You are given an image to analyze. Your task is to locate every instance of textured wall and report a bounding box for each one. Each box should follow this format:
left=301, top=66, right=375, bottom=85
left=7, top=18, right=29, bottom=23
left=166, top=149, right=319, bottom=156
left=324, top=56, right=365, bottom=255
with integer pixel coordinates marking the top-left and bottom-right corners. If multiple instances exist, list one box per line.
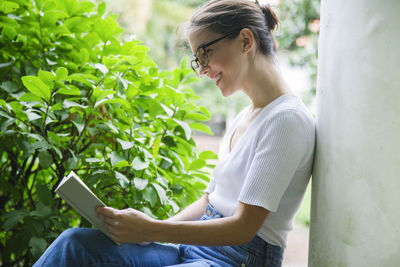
left=309, top=0, right=400, bottom=266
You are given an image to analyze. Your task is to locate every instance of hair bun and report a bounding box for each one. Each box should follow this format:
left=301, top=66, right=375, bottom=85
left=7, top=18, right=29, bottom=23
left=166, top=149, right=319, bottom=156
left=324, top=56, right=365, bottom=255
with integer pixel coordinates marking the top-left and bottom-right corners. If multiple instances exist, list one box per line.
left=259, top=4, right=279, bottom=32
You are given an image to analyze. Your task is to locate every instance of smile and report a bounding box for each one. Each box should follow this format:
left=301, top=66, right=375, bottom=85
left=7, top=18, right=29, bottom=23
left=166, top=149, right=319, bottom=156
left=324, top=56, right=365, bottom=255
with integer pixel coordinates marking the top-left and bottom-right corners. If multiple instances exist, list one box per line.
left=212, top=73, right=222, bottom=84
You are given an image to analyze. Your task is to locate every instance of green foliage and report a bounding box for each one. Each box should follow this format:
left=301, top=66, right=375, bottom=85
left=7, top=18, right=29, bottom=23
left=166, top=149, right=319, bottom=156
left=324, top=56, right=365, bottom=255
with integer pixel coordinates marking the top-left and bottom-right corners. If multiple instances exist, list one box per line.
left=0, top=0, right=215, bottom=265
left=276, top=0, right=320, bottom=99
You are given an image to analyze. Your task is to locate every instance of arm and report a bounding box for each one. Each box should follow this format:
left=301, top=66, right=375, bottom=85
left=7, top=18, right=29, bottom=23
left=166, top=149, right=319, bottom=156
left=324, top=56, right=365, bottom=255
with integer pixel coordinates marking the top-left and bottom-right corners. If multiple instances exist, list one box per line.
left=96, top=201, right=270, bottom=246
left=165, top=193, right=210, bottom=222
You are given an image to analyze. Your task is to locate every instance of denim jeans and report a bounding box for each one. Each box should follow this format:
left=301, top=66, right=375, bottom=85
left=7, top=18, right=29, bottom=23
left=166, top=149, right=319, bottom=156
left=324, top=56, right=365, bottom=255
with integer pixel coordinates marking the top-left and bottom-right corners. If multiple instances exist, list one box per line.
left=34, top=204, right=283, bottom=266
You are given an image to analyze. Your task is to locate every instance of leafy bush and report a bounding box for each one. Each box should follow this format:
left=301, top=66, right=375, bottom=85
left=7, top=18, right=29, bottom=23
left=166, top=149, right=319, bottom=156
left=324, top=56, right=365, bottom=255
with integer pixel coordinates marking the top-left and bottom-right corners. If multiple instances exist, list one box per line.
left=0, top=0, right=215, bottom=265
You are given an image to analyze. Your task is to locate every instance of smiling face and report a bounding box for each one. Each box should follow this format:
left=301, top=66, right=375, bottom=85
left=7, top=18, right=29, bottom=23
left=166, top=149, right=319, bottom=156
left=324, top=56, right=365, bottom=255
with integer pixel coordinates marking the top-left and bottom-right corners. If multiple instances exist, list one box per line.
left=189, top=29, right=248, bottom=97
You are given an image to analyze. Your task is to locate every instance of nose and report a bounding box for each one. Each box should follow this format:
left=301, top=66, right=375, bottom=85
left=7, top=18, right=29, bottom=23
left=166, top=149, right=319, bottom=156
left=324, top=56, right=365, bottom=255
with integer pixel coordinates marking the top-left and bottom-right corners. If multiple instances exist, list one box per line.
left=199, top=65, right=209, bottom=76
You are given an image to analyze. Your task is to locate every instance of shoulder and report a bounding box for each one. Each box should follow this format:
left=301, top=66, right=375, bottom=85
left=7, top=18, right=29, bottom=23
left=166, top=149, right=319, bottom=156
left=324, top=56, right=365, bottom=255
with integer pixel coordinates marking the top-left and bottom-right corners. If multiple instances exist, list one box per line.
left=253, top=95, right=315, bottom=150
left=264, top=95, right=315, bottom=132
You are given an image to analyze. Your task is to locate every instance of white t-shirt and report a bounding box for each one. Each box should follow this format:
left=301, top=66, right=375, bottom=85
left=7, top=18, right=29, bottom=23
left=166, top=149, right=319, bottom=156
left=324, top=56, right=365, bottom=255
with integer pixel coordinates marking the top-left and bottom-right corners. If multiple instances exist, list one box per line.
left=206, top=94, right=315, bottom=248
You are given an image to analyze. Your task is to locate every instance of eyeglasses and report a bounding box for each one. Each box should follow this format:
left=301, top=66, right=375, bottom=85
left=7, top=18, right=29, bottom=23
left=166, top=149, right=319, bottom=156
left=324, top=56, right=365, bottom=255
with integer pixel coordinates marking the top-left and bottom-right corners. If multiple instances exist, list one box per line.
left=191, top=31, right=236, bottom=75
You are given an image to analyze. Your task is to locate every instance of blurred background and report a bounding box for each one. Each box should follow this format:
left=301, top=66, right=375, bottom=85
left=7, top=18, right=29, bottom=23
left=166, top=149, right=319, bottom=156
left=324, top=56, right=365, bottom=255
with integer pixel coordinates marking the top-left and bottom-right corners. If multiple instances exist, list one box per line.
left=104, top=0, right=320, bottom=265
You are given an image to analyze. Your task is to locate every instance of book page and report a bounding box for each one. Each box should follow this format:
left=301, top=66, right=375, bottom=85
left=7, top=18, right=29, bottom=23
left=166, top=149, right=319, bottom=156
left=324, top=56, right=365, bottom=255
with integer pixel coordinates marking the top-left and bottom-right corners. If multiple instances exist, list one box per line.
left=55, top=171, right=118, bottom=244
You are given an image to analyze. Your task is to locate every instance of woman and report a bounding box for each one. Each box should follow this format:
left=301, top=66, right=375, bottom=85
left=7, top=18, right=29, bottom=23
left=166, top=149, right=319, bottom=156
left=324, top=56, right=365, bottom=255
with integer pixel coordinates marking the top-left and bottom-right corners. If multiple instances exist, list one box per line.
left=34, top=0, right=315, bottom=266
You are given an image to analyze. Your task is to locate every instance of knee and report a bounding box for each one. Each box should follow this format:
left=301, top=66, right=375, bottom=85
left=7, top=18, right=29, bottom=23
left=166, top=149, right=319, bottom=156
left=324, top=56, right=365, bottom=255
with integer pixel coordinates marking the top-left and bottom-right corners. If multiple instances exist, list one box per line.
left=58, top=228, right=90, bottom=245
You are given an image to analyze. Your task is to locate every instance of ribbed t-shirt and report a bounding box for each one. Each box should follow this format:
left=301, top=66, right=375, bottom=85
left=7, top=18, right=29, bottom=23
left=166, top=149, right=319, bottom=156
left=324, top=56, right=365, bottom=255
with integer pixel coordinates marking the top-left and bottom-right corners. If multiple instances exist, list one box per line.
left=206, top=94, right=315, bottom=248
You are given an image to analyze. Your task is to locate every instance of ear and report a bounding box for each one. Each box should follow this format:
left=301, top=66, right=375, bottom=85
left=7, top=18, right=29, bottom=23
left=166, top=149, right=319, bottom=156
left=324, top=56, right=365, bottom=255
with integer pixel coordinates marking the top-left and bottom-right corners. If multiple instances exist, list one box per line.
left=239, top=28, right=255, bottom=54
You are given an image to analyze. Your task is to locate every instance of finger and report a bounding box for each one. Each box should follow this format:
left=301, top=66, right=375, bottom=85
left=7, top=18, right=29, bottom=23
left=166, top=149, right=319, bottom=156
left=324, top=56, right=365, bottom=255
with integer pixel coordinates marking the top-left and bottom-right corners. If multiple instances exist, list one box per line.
left=95, top=205, right=106, bottom=217
left=102, top=216, right=119, bottom=228
left=96, top=212, right=113, bottom=224
left=97, top=206, right=119, bottom=218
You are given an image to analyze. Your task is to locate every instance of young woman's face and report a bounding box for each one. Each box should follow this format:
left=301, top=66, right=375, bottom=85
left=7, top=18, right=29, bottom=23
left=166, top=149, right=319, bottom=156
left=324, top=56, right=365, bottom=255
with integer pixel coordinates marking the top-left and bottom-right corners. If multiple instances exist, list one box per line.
left=189, top=29, right=245, bottom=97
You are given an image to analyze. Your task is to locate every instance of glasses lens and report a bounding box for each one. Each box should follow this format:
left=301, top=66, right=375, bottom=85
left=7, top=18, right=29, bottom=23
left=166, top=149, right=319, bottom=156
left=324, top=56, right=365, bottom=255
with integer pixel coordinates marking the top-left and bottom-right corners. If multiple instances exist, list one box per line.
left=191, top=59, right=199, bottom=70
left=196, top=48, right=208, bottom=67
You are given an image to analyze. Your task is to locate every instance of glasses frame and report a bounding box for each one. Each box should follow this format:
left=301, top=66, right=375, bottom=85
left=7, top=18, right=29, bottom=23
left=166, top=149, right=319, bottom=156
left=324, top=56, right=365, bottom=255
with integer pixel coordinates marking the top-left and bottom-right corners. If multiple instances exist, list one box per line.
left=191, top=31, right=238, bottom=75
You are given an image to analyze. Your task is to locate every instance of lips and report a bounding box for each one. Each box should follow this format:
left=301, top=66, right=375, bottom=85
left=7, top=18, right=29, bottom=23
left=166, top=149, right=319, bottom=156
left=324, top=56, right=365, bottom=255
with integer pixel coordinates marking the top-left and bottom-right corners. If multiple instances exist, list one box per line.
left=211, top=72, right=222, bottom=85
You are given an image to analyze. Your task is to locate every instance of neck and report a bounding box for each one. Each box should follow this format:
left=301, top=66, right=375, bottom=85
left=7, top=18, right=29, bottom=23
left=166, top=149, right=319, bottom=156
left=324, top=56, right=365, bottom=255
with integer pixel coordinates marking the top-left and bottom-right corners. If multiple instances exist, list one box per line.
left=241, top=55, right=292, bottom=109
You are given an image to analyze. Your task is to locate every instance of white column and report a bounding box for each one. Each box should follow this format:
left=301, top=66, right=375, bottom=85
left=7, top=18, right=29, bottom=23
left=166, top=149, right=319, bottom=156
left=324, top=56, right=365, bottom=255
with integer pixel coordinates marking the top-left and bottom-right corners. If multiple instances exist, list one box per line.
left=309, top=0, right=400, bottom=266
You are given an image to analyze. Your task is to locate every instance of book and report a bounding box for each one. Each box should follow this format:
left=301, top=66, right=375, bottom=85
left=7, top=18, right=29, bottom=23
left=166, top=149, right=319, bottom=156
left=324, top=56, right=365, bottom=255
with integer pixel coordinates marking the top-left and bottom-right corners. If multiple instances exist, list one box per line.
left=54, top=171, right=118, bottom=244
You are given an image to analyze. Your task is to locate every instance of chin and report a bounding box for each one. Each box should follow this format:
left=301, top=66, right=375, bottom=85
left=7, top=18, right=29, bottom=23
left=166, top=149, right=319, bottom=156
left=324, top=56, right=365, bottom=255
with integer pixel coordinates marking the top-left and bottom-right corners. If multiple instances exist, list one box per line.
left=218, top=86, right=237, bottom=97
left=219, top=88, right=232, bottom=97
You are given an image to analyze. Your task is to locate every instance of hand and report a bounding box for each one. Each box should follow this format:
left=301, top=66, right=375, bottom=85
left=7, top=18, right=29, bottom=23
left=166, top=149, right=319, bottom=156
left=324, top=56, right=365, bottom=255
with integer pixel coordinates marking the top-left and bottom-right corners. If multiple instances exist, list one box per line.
left=95, top=206, right=154, bottom=244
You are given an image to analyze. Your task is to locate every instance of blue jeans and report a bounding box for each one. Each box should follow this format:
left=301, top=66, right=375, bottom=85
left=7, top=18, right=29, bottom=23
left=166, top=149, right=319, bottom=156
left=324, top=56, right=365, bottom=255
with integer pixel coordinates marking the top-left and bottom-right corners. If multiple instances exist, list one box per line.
left=34, top=204, right=283, bottom=266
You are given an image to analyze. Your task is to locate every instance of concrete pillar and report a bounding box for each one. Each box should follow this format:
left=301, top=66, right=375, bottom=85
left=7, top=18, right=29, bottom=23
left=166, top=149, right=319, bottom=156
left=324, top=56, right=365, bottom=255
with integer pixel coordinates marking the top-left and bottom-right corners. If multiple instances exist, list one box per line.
left=309, top=0, right=400, bottom=266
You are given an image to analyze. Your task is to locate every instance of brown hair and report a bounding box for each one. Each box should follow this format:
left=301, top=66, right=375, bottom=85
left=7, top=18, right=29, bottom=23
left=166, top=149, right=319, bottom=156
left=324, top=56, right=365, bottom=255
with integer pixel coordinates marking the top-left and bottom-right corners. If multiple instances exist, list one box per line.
left=189, top=0, right=279, bottom=56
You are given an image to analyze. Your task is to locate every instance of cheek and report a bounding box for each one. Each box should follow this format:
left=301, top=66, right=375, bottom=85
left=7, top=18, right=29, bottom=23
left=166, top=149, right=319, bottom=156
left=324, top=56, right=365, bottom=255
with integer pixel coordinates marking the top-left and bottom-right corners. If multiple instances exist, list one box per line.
left=212, top=50, right=240, bottom=73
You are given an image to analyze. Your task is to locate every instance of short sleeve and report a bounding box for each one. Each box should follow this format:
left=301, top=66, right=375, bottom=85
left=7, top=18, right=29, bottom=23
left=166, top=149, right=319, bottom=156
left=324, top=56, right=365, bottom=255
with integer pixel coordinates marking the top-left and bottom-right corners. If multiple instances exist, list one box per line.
left=238, top=111, right=307, bottom=212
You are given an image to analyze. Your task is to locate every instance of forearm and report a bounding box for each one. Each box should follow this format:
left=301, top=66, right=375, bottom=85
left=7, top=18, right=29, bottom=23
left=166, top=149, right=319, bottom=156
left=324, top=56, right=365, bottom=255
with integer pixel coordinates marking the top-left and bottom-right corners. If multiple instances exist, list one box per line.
left=150, top=214, right=252, bottom=246
left=166, top=193, right=209, bottom=222
left=96, top=201, right=269, bottom=245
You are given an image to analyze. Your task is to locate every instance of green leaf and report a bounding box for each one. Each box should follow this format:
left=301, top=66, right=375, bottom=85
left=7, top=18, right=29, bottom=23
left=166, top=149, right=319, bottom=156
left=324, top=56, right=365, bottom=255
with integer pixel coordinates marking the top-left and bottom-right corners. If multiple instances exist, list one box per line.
left=0, top=62, right=12, bottom=68
left=0, top=1, right=19, bottom=13
left=152, top=183, right=167, bottom=204
left=160, top=103, right=174, bottom=117
left=67, top=73, right=94, bottom=87
left=152, top=136, right=162, bottom=157
left=126, top=85, right=139, bottom=100
left=0, top=81, right=18, bottom=93
left=2, top=210, right=28, bottom=231
left=86, top=158, right=102, bottom=163
left=36, top=184, right=52, bottom=205
left=93, top=87, right=114, bottom=101
left=114, top=161, right=130, bottom=168
left=55, top=85, right=81, bottom=96
left=64, top=151, right=78, bottom=170
left=115, top=171, right=129, bottom=189
left=2, top=25, right=17, bottom=39
left=143, top=186, right=158, bottom=207
left=95, top=98, right=131, bottom=110
left=72, top=119, right=85, bottom=134
left=184, top=112, right=210, bottom=122
left=173, top=119, right=191, bottom=140
left=29, top=237, right=47, bottom=258
left=189, top=122, right=213, bottom=136
left=47, top=131, right=61, bottom=146
left=167, top=199, right=180, bottom=213
left=0, top=99, right=6, bottom=107
left=63, top=100, right=87, bottom=109
left=93, top=17, right=123, bottom=43
left=38, top=70, right=55, bottom=87
left=50, top=102, right=63, bottom=111
left=199, top=150, right=218, bottom=160
left=199, top=106, right=211, bottom=118
left=189, top=159, right=206, bottom=171
left=159, top=157, right=173, bottom=169
left=79, top=48, right=89, bottom=64
left=94, top=63, right=108, bottom=74
left=55, top=67, right=68, bottom=82
left=32, top=140, right=51, bottom=151
left=97, top=1, right=106, bottom=15
left=110, top=151, right=125, bottom=167
left=117, top=138, right=134, bottom=150
left=30, top=203, right=51, bottom=218
left=19, top=93, right=45, bottom=103
left=21, top=76, right=51, bottom=101
left=104, top=121, right=119, bottom=133
left=134, top=177, right=148, bottom=191
left=27, top=111, right=42, bottom=121
left=10, top=101, right=26, bottom=120
left=132, top=156, right=149, bottom=170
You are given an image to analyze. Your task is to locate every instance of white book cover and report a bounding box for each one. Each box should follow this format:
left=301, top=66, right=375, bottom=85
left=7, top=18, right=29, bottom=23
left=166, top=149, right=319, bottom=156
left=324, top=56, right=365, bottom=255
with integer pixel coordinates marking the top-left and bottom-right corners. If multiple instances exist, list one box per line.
left=55, top=171, right=118, bottom=244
